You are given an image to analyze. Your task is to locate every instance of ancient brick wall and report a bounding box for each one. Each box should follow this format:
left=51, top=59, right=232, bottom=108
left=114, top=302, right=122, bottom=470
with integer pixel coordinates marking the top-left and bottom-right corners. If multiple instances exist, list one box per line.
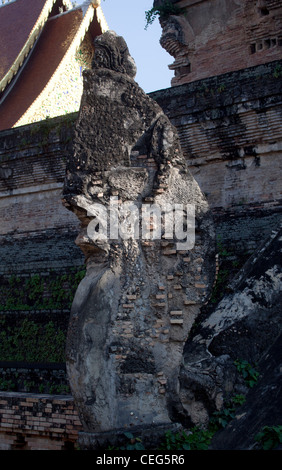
left=0, top=392, right=82, bottom=450
left=0, top=114, right=80, bottom=238
left=0, top=113, right=84, bottom=285
left=151, top=60, right=282, bottom=254
left=0, top=115, right=84, bottom=449
left=158, top=0, right=282, bottom=86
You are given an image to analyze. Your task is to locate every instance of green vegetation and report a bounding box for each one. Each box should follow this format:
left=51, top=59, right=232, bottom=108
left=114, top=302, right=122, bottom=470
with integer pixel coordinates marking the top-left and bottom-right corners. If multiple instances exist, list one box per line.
left=0, top=315, right=70, bottom=394
left=0, top=318, right=66, bottom=362
left=28, top=112, right=76, bottom=150
left=109, top=432, right=145, bottom=451
left=0, top=374, right=70, bottom=395
left=255, top=425, right=282, bottom=450
left=155, top=360, right=260, bottom=450
left=108, top=427, right=213, bottom=451
left=273, top=64, right=282, bottom=78
left=159, top=427, right=213, bottom=450
left=209, top=395, right=246, bottom=431
left=234, top=359, right=260, bottom=388
left=0, top=268, right=86, bottom=312
left=145, top=1, right=185, bottom=29
left=0, top=267, right=86, bottom=393
left=210, top=235, right=249, bottom=305
left=107, top=392, right=249, bottom=451
left=210, top=237, right=232, bottom=304
left=0, top=378, right=15, bottom=392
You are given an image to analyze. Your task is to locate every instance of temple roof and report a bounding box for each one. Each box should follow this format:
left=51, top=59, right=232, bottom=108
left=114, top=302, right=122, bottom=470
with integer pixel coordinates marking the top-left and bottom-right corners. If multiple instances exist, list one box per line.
left=0, top=0, right=108, bottom=131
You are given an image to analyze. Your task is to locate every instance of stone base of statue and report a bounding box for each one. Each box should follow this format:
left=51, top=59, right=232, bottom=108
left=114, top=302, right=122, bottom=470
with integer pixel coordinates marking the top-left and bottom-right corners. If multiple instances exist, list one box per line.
left=77, top=422, right=182, bottom=450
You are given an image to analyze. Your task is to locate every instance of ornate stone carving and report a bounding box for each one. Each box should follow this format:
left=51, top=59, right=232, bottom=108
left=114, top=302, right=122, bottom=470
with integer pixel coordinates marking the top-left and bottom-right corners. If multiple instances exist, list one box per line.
left=159, top=15, right=193, bottom=80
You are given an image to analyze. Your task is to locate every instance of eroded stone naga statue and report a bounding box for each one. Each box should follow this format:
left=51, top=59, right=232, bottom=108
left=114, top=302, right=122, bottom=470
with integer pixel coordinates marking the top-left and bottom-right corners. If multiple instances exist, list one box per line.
left=62, top=30, right=215, bottom=449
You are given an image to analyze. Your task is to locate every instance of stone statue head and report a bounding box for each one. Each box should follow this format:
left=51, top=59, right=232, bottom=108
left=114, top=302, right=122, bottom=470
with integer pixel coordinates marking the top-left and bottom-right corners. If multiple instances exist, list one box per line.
left=92, top=30, right=137, bottom=78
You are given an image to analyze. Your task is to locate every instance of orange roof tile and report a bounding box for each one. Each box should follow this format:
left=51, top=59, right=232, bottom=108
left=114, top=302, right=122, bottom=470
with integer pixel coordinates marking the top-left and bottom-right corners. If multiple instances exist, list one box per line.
left=0, top=9, right=82, bottom=130
left=0, top=0, right=56, bottom=92
left=0, top=1, right=107, bottom=130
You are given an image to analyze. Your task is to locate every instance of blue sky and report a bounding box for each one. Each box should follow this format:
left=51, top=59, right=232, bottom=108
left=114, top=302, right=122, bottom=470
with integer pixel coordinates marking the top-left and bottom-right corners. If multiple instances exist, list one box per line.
left=78, top=0, right=174, bottom=93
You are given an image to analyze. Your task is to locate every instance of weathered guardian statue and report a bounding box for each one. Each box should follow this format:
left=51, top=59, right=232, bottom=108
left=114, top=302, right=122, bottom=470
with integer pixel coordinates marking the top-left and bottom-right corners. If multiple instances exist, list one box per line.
left=62, top=30, right=215, bottom=449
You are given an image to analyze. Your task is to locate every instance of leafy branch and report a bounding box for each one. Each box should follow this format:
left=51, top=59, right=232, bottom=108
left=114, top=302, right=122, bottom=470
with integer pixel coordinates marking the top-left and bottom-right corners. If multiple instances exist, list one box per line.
left=145, top=1, right=185, bottom=30
left=255, top=425, right=282, bottom=450
left=234, top=359, right=260, bottom=388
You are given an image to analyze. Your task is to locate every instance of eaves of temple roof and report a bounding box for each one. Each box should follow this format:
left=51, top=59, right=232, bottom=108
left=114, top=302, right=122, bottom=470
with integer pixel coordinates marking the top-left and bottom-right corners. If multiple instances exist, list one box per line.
left=0, top=0, right=108, bottom=130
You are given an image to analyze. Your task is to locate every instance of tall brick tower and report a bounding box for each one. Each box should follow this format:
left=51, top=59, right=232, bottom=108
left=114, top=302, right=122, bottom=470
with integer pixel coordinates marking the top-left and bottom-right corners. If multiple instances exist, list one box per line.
left=154, top=0, right=282, bottom=85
